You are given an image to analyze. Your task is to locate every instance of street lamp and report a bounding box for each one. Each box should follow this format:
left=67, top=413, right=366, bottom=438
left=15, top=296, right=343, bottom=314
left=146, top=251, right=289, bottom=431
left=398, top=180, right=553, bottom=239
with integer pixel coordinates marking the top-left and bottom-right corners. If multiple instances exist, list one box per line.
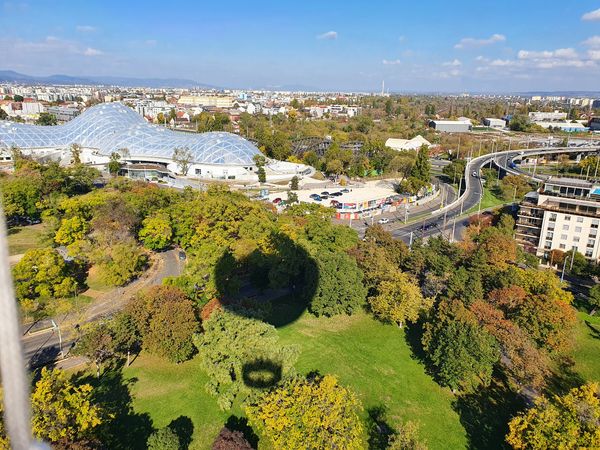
left=51, top=319, right=63, bottom=359
left=560, top=255, right=571, bottom=282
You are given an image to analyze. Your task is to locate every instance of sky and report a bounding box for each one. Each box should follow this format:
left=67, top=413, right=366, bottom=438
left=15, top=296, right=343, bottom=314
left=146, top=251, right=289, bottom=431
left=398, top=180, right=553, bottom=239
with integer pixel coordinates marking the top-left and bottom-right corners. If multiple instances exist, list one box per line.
left=2, top=0, right=600, bottom=92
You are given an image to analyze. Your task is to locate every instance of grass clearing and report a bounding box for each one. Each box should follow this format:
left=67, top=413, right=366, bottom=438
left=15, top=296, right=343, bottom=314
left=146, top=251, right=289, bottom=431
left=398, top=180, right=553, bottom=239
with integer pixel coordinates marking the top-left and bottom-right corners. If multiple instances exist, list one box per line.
left=7, top=223, right=48, bottom=255
left=571, top=311, right=600, bottom=383
left=85, top=266, right=114, bottom=292
left=125, top=310, right=468, bottom=450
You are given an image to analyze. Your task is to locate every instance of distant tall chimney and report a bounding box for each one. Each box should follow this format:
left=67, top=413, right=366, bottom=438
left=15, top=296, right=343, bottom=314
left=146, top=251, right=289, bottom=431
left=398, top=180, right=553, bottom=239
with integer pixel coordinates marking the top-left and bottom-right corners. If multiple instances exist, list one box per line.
left=381, top=80, right=385, bottom=96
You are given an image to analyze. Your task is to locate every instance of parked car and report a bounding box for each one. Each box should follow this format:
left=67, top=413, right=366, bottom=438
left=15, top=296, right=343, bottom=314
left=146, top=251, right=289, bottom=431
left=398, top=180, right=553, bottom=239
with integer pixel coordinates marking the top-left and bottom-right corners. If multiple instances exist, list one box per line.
left=309, top=193, right=320, bottom=199
left=321, top=195, right=329, bottom=200
left=378, top=218, right=390, bottom=224
left=472, top=171, right=478, bottom=178
left=272, top=198, right=282, bottom=204
left=341, top=188, right=350, bottom=193
left=314, top=195, right=322, bottom=202
left=331, top=192, right=343, bottom=197
left=321, top=191, right=330, bottom=195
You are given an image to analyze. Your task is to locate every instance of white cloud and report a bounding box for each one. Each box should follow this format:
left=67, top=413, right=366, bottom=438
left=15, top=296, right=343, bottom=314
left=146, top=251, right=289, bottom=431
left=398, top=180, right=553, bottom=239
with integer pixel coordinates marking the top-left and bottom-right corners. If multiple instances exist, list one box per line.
left=442, top=59, right=462, bottom=66
left=317, top=31, right=337, bottom=40
left=582, top=36, right=600, bottom=48
left=588, top=50, right=600, bottom=60
left=145, top=39, right=157, bottom=46
left=582, top=8, right=600, bottom=21
left=489, top=59, right=515, bottom=66
left=518, top=48, right=578, bottom=60
left=382, top=59, right=401, bottom=65
left=83, top=47, right=103, bottom=56
left=76, top=25, right=96, bottom=33
left=454, top=34, right=505, bottom=49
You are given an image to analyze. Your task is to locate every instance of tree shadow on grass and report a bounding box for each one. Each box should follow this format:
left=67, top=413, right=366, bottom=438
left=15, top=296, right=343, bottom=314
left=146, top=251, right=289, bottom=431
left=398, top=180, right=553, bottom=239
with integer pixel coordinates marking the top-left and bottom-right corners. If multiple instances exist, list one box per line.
left=225, top=415, right=259, bottom=449
left=544, top=356, right=586, bottom=397
left=242, top=358, right=282, bottom=389
left=585, top=320, right=600, bottom=340
left=167, top=415, right=194, bottom=450
left=366, top=406, right=395, bottom=450
left=452, top=376, right=525, bottom=450
left=74, top=368, right=153, bottom=450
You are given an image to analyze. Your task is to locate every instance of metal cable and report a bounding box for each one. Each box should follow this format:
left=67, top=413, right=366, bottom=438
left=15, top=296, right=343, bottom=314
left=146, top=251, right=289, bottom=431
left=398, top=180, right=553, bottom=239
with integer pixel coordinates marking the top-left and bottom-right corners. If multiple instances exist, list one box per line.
left=0, top=202, right=39, bottom=450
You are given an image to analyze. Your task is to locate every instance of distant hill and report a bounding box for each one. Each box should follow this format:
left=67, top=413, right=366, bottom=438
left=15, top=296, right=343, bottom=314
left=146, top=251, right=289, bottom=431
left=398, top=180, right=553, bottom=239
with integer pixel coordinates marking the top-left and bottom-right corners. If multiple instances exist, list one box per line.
left=0, top=70, right=220, bottom=89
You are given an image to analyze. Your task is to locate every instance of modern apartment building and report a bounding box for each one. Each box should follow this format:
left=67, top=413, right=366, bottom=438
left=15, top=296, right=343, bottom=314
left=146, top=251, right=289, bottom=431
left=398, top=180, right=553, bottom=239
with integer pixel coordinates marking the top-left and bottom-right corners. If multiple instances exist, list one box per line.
left=515, top=178, right=600, bottom=261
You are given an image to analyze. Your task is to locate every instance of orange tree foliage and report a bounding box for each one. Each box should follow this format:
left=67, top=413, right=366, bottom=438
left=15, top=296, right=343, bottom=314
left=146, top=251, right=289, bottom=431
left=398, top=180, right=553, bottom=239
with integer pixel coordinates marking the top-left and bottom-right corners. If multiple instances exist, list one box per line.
left=246, top=375, right=364, bottom=449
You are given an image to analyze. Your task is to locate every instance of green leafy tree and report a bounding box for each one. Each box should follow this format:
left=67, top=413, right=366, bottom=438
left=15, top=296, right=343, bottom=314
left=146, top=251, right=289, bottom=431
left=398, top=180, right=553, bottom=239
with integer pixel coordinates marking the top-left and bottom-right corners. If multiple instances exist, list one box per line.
left=72, top=322, right=116, bottom=377
left=172, top=146, right=193, bottom=175
left=442, top=159, right=467, bottom=184
left=13, top=248, right=78, bottom=301
left=194, top=309, right=298, bottom=410
left=246, top=375, right=364, bottom=450
left=147, top=427, right=180, bottom=450
left=138, top=212, right=172, bottom=250
left=70, top=143, right=82, bottom=165
left=92, top=240, right=147, bottom=286
left=111, top=311, right=140, bottom=367
left=35, top=112, right=58, bottom=126
left=422, top=299, right=500, bottom=392
left=508, top=114, right=530, bottom=132
left=308, top=251, right=367, bottom=317
left=506, top=383, right=600, bottom=449
left=588, top=284, right=600, bottom=313
left=290, top=175, right=299, bottom=190
left=54, top=215, right=89, bottom=246
left=369, top=270, right=429, bottom=327
left=287, top=191, right=299, bottom=204
left=108, top=152, right=121, bottom=176
left=31, top=368, right=103, bottom=444
left=410, top=145, right=431, bottom=183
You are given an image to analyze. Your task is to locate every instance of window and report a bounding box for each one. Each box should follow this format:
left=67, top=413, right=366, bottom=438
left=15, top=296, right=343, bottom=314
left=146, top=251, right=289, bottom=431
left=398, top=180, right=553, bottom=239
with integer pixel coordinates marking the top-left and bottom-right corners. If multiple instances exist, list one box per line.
left=544, top=241, right=552, bottom=250
left=576, top=226, right=582, bottom=233
left=588, top=239, right=596, bottom=247
left=549, top=213, right=557, bottom=222
left=590, top=230, right=597, bottom=238
left=577, top=217, right=584, bottom=223
left=546, top=232, right=554, bottom=239
left=562, top=224, right=569, bottom=231
left=560, top=244, right=566, bottom=249
left=561, top=234, right=568, bottom=240
left=574, top=237, right=580, bottom=242
left=564, top=215, right=571, bottom=221
left=592, top=219, right=599, bottom=229
left=586, top=249, right=594, bottom=257
left=548, top=224, right=555, bottom=231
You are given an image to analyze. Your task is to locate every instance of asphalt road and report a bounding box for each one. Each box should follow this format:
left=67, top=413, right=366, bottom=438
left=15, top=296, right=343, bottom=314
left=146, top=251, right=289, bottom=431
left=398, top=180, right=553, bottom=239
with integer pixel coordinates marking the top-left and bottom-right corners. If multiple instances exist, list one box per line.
left=22, top=248, right=184, bottom=368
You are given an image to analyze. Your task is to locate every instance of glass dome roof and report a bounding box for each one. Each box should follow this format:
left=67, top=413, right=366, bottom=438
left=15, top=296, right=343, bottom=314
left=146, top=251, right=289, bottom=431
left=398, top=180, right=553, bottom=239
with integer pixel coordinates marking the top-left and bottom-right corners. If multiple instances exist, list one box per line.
left=0, top=102, right=261, bottom=165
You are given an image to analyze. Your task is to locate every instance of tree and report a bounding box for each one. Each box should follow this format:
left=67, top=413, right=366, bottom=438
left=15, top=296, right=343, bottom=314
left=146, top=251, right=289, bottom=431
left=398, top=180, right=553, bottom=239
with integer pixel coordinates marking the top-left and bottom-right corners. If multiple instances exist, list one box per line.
left=108, top=152, right=121, bottom=175
left=308, top=251, right=367, bottom=317
left=212, top=426, right=253, bottom=450
left=31, top=368, right=103, bottom=444
left=443, top=159, right=467, bottom=184
left=290, top=175, right=299, bottom=190
left=111, top=311, right=140, bottom=367
left=147, top=427, right=180, bottom=450
left=54, top=215, right=89, bottom=246
left=287, top=191, right=298, bottom=204
left=93, top=240, right=147, bottom=286
left=35, top=112, right=58, bottom=126
left=497, top=175, right=531, bottom=201
left=13, top=248, right=78, bottom=301
left=388, top=421, right=428, bottom=450
left=127, top=286, right=198, bottom=363
left=369, top=270, right=428, bottom=327
left=254, top=154, right=267, bottom=183
left=0, top=174, right=42, bottom=221
left=145, top=293, right=198, bottom=363
left=564, top=249, right=589, bottom=277
left=508, top=114, right=530, bottom=132
left=506, top=383, right=600, bottom=449
left=246, top=375, right=364, bottom=450
left=0, top=107, right=7, bottom=120
left=194, top=309, right=297, bottom=410
left=139, top=212, right=172, bottom=250
left=13, top=94, right=24, bottom=102
left=588, top=284, right=600, bottom=314
left=422, top=299, right=500, bottom=392
left=72, top=322, right=116, bottom=377
left=172, top=147, right=193, bottom=175
left=70, top=143, right=82, bottom=165
left=410, top=145, right=431, bottom=183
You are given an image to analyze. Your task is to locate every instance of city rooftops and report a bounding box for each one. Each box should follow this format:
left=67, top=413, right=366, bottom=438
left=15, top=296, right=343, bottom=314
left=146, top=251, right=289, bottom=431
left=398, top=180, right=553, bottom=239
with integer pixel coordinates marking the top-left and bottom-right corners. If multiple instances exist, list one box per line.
left=544, top=177, right=594, bottom=189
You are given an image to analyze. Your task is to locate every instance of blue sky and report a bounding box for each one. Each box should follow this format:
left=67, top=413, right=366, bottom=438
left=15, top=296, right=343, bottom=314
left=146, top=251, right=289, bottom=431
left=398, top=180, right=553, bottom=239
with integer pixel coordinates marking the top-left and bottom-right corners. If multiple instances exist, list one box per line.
left=2, top=0, right=600, bottom=92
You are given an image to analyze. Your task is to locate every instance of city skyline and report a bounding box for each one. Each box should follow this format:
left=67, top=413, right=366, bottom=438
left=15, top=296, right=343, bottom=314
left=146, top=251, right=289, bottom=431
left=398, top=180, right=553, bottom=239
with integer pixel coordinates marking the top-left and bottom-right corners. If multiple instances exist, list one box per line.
left=2, top=1, right=600, bottom=92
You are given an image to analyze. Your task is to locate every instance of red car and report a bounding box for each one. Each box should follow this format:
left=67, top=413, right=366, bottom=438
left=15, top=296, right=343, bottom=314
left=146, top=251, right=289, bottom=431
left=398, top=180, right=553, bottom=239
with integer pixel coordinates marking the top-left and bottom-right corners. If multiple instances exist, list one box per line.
left=272, top=198, right=282, bottom=204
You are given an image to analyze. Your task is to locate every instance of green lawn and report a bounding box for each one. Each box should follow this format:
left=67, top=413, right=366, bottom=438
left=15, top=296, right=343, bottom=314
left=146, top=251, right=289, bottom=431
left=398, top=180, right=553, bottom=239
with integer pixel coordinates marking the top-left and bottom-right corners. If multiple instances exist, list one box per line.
left=7, top=223, right=48, bottom=255
left=571, top=312, right=600, bottom=383
left=85, top=266, right=115, bottom=292
left=464, top=186, right=508, bottom=215
left=124, top=311, right=468, bottom=450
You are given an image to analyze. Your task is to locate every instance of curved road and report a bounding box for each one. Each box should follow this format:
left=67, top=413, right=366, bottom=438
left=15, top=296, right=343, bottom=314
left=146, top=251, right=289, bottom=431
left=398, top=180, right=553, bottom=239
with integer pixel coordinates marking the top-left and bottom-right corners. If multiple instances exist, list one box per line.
left=387, top=146, right=600, bottom=245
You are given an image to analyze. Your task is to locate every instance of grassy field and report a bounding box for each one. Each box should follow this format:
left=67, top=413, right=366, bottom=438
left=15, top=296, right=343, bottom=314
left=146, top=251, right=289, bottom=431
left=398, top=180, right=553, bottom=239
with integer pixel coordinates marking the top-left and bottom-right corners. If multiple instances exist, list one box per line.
left=464, top=186, right=508, bottom=215
left=570, top=312, right=600, bottom=383
left=7, top=223, right=47, bottom=255
left=124, top=310, right=468, bottom=450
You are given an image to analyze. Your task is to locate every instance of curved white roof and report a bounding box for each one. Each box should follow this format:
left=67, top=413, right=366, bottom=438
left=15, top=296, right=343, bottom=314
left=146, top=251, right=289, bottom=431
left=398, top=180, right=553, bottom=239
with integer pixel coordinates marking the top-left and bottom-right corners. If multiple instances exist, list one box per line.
left=0, top=102, right=261, bottom=165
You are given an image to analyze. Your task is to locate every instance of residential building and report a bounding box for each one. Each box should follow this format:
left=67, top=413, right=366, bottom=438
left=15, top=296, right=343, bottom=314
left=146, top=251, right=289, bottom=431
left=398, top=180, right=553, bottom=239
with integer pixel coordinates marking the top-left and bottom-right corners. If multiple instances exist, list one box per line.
left=46, top=106, right=80, bottom=122
left=515, top=178, right=600, bottom=261
left=528, top=111, right=567, bottom=122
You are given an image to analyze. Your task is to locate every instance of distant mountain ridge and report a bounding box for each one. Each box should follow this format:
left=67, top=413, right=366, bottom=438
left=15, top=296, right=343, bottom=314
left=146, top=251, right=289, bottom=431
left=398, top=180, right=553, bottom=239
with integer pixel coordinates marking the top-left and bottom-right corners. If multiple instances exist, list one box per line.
left=0, top=70, right=220, bottom=89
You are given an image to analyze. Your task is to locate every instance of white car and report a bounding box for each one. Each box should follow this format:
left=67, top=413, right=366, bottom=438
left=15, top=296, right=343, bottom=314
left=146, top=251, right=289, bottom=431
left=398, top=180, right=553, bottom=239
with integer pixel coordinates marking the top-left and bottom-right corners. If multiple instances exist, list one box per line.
left=378, top=218, right=390, bottom=224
